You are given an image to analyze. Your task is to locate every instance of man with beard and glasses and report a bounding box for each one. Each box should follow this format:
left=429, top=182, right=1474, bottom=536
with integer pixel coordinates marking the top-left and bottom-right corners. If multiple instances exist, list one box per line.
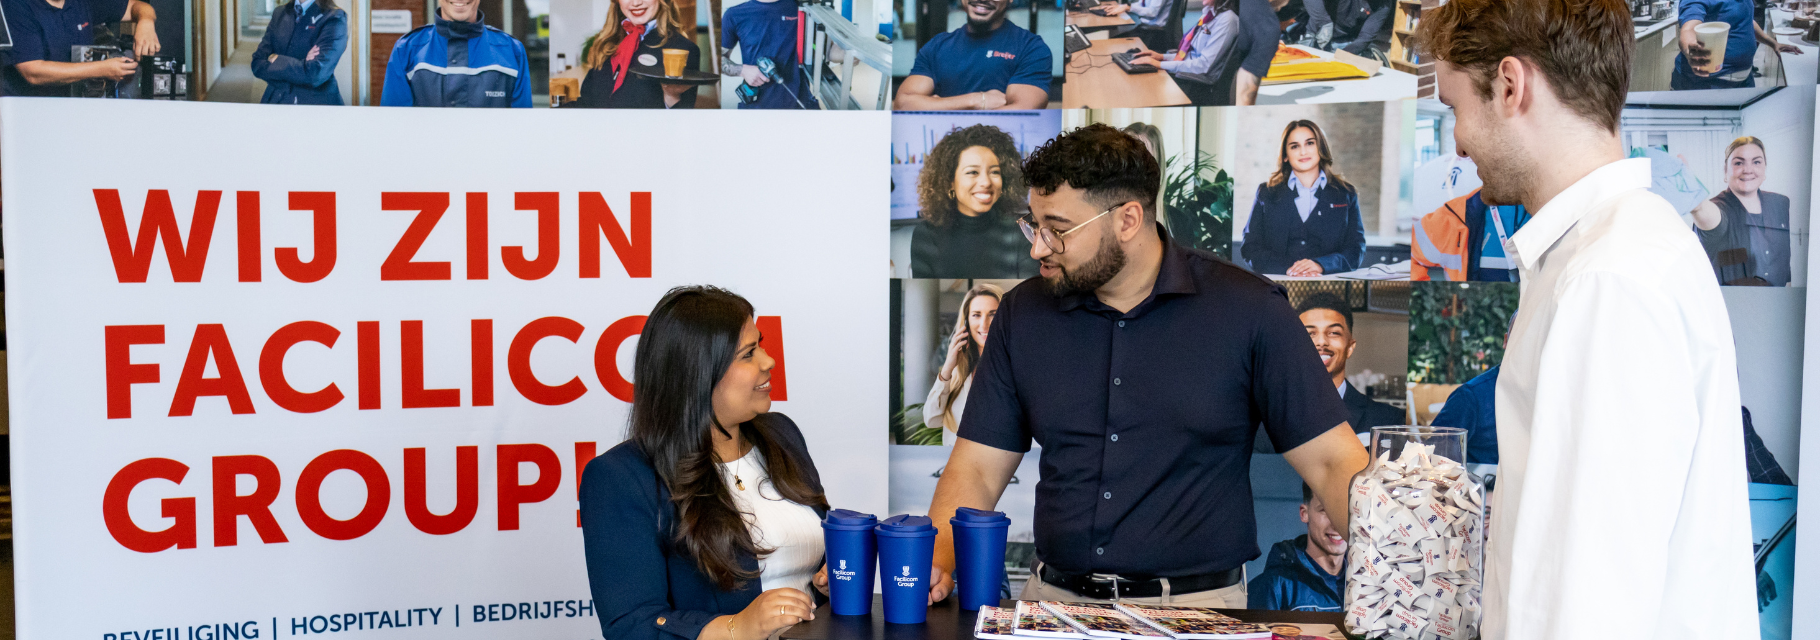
left=1296, top=292, right=1401, bottom=435
left=1420, top=1, right=1757, bottom=638
left=893, top=0, right=1051, bottom=110
left=917, top=123, right=1369, bottom=608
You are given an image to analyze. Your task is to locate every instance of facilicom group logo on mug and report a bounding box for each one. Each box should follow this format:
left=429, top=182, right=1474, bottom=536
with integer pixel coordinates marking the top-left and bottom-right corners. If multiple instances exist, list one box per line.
left=894, top=566, right=918, bottom=587
left=833, top=559, right=856, bottom=582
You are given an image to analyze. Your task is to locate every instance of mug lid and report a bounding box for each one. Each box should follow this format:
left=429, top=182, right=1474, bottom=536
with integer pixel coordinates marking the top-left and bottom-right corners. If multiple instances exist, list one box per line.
left=875, top=514, right=936, bottom=537
left=950, top=507, right=1010, bottom=527
left=822, top=509, right=879, bottom=530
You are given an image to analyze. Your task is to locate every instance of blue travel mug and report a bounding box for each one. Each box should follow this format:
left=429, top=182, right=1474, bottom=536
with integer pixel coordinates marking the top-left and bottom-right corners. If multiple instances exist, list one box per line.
left=949, top=507, right=1010, bottom=610
left=875, top=515, right=937, bottom=624
left=821, top=509, right=879, bottom=616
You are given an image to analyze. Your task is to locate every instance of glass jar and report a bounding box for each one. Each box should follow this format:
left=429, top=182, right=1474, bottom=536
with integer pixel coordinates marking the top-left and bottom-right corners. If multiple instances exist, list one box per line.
left=1342, top=426, right=1485, bottom=640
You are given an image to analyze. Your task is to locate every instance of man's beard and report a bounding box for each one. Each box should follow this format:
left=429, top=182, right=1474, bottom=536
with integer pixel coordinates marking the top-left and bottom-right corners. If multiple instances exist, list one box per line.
left=1047, top=233, right=1127, bottom=297
left=965, top=3, right=1006, bottom=32
left=1469, top=124, right=1531, bottom=208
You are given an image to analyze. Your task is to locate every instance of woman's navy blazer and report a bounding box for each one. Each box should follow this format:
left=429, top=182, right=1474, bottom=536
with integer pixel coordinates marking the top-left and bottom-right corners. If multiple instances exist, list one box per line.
left=580, top=413, right=829, bottom=640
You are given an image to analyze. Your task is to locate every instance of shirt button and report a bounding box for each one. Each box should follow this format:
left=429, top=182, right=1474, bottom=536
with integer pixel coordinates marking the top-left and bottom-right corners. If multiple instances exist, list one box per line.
left=656, top=617, right=667, bottom=626
left=1113, top=378, right=1122, bottom=386
left=1118, top=320, right=1126, bottom=328
left=1097, top=547, right=1105, bottom=555
left=1103, top=492, right=1112, bottom=499
left=1110, top=434, right=1119, bottom=442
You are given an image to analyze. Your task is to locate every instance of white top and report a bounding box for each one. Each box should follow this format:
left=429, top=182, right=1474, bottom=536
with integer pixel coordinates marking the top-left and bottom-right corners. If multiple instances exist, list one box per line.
left=720, top=446, right=826, bottom=595
left=1484, top=158, right=1756, bottom=640
left=924, top=373, right=973, bottom=447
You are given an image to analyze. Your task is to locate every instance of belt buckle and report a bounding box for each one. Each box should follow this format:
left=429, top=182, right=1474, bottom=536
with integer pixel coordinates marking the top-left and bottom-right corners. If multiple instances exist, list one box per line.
left=1088, top=573, right=1124, bottom=600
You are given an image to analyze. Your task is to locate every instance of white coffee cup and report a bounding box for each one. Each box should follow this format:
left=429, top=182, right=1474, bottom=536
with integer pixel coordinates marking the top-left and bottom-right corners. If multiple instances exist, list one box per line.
left=1694, top=22, right=1731, bottom=74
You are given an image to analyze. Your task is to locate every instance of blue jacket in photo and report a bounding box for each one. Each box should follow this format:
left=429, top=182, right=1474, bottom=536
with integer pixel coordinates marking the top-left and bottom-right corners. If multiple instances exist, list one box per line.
left=580, top=413, right=828, bottom=640
left=1241, top=177, right=1365, bottom=275
left=251, top=1, right=349, bottom=105
left=1247, top=535, right=1344, bottom=612
left=1431, top=365, right=1499, bottom=465
left=380, top=12, right=531, bottom=107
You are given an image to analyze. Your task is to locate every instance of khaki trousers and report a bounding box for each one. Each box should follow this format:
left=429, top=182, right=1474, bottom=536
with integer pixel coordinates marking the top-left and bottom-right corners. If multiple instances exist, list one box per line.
left=1017, top=563, right=1249, bottom=608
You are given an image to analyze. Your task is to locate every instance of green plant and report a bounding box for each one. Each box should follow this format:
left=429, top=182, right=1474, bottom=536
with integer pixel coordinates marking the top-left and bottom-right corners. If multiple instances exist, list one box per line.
left=1162, top=150, right=1234, bottom=257
left=1408, top=282, right=1520, bottom=385
left=891, top=402, right=946, bottom=445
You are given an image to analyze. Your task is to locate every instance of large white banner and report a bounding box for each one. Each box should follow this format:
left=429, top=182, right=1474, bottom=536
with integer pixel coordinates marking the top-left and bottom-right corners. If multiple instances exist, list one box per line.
left=0, top=98, right=889, bottom=639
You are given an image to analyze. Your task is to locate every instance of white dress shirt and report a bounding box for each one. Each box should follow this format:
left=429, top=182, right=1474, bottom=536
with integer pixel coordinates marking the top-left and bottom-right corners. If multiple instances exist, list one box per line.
left=1294, top=171, right=1327, bottom=222
left=721, top=447, right=826, bottom=595
left=1484, top=158, right=1756, bottom=639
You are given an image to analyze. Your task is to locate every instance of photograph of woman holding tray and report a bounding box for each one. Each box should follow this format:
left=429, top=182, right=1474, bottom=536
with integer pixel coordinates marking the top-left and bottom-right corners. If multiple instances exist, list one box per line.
left=574, top=0, right=700, bottom=108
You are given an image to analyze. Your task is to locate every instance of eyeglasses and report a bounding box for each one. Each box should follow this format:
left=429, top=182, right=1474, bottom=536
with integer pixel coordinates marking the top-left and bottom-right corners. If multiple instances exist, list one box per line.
left=1017, top=206, right=1117, bottom=254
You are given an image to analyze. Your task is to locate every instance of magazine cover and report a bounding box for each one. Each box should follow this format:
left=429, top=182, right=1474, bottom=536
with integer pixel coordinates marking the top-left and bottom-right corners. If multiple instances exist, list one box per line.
left=976, top=605, right=1019, bottom=640
left=1110, top=603, right=1274, bottom=640
left=1039, top=601, right=1172, bottom=639
left=1014, top=601, right=1088, bottom=638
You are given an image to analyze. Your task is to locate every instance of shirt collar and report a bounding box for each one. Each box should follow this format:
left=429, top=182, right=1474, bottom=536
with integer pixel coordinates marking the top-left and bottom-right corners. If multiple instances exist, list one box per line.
left=1508, top=157, right=1650, bottom=271
left=1293, top=171, right=1327, bottom=196
left=624, top=18, right=657, bottom=42
left=295, top=0, right=315, bottom=14
left=1337, top=379, right=1348, bottom=399
left=1057, top=222, right=1198, bottom=312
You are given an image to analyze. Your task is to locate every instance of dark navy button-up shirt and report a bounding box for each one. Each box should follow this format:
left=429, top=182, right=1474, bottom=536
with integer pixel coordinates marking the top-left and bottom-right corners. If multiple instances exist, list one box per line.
left=958, top=230, right=1350, bottom=579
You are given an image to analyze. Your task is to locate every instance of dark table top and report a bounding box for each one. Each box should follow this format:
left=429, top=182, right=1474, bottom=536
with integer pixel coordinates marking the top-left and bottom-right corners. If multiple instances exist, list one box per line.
left=781, top=595, right=1343, bottom=639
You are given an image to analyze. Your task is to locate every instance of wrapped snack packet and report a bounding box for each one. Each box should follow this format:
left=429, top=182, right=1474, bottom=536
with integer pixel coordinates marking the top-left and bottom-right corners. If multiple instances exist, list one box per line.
left=1425, top=574, right=1459, bottom=604
left=1387, top=604, right=1427, bottom=638
left=1386, top=573, right=1422, bottom=606
left=1419, top=538, right=1447, bottom=577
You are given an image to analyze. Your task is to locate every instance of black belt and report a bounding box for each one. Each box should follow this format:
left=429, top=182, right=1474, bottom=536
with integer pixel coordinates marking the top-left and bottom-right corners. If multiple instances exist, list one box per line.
left=1038, top=563, right=1244, bottom=600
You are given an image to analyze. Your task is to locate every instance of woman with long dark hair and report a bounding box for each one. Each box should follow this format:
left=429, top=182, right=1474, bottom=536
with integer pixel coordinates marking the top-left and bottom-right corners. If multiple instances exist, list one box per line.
left=1241, top=119, right=1365, bottom=276
left=909, top=124, right=1040, bottom=279
left=581, top=286, right=830, bottom=639
left=575, top=0, right=699, bottom=108
left=250, top=0, right=349, bottom=104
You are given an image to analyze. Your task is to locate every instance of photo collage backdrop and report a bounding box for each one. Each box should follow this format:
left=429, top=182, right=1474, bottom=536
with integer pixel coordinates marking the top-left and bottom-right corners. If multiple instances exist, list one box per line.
left=887, top=3, right=1816, bottom=639
left=2, top=0, right=1819, bottom=637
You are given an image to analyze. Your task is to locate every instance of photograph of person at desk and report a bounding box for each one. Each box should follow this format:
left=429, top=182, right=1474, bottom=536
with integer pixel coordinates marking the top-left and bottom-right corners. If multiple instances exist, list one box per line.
left=1082, top=0, right=1187, bottom=53
left=1064, top=0, right=1279, bottom=106
left=1275, top=0, right=1393, bottom=63
left=895, top=0, right=1053, bottom=110
left=1240, top=120, right=1365, bottom=277
left=1123, top=0, right=1241, bottom=104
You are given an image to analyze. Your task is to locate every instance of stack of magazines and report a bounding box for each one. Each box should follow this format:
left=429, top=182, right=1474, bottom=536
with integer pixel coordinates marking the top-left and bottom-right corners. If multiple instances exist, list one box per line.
left=974, top=601, right=1274, bottom=639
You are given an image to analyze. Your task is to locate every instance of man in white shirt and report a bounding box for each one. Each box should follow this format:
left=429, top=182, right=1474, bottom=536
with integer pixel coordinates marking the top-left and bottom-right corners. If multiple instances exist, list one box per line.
left=1418, top=1, right=1758, bottom=639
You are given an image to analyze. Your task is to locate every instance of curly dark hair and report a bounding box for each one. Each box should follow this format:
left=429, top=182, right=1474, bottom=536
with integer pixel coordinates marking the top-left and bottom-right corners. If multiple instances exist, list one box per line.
left=916, top=124, right=1029, bottom=227
left=1023, top=123, right=1159, bottom=223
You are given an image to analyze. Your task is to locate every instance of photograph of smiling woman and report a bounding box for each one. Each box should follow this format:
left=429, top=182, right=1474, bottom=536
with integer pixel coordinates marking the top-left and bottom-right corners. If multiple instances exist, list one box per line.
left=909, top=124, right=1041, bottom=279
left=1240, top=119, right=1366, bottom=277
left=1692, top=136, right=1793, bottom=286
left=573, top=0, right=702, bottom=108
